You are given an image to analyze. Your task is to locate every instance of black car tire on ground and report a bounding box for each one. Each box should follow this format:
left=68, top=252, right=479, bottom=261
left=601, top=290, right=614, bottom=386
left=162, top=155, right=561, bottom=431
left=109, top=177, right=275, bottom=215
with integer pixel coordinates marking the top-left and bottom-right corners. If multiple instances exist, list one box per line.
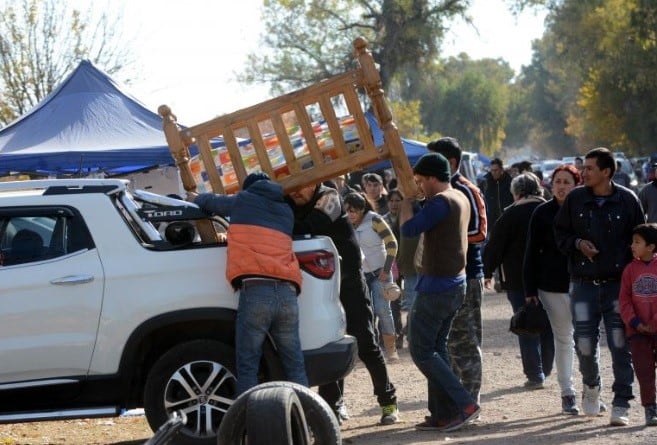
left=245, top=387, right=310, bottom=445
left=143, top=339, right=237, bottom=445
left=217, top=381, right=341, bottom=445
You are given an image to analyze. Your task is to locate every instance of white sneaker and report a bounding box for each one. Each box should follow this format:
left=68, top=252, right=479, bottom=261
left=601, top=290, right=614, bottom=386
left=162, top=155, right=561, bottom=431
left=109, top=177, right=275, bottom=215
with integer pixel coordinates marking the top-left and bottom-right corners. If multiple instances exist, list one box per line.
left=582, top=385, right=601, bottom=416
left=610, top=406, right=629, bottom=426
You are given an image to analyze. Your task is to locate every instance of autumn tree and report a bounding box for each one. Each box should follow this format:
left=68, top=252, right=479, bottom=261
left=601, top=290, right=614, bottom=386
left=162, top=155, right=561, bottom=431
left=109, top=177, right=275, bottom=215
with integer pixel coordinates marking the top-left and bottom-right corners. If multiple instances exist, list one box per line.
left=569, top=0, right=657, bottom=152
left=513, top=0, right=657, bottom=154
left=0, top=0, right=133, bottom=125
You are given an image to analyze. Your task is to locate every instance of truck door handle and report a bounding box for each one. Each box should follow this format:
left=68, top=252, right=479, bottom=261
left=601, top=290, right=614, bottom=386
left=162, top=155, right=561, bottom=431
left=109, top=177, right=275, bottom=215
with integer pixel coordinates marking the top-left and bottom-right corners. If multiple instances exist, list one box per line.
left=50, top=275, right=95, bottom=285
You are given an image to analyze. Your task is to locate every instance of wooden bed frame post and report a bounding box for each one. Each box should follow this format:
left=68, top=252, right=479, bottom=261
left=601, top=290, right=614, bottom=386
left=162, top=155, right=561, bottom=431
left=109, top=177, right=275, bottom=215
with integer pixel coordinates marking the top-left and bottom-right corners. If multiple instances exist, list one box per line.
left=353, top=37, right=418, bottom=200
left=158, top=105, right=219, bottom=242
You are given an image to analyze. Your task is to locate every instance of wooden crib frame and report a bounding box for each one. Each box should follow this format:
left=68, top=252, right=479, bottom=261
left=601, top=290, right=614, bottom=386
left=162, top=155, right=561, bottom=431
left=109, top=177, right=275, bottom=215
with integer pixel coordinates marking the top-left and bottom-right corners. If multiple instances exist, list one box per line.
left=159, top=37, right=417, bottom=241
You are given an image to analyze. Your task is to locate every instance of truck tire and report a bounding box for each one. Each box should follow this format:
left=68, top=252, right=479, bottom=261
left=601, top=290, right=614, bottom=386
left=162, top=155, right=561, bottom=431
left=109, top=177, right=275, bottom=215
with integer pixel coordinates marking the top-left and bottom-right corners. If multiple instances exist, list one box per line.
left=246, top=387, right=310, bottom=445
left=217, top=381, right=340, bottom=445
left=144, top=339, right=237, bottom=445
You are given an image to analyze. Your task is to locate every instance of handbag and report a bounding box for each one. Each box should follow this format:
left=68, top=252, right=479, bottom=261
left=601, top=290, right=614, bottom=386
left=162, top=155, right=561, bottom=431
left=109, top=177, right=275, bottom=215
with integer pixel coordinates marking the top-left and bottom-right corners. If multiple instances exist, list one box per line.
left=383, top=282, right=401, bottom=301
left=509, top=302, right=550, bottom=337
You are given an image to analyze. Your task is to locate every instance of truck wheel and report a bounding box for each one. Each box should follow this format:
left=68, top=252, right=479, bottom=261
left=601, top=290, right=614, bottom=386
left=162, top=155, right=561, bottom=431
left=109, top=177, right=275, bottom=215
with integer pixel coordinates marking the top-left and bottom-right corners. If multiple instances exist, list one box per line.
left=246, top=387, right=309, bottom=445
left=144, top=339, right=237, bottom=445
left=217, top=381, right=340, bottom=445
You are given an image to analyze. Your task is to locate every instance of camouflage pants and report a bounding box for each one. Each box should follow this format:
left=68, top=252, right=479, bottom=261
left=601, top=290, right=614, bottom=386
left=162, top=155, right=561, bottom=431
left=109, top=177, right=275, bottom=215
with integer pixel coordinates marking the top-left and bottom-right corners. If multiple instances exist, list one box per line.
left=447, top=277, right=483, bottom=403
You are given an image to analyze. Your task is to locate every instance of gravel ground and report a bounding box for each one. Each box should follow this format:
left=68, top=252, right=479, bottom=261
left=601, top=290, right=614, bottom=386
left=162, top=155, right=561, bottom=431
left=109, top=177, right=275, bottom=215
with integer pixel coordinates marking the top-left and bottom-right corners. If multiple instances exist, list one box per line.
left=1, top=289, right=654, bottom=445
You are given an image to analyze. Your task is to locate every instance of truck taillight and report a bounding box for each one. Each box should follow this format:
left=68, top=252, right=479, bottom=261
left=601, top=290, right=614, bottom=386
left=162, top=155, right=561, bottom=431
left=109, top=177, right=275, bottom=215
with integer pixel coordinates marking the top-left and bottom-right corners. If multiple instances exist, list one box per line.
left=296, top=250, right=335, bottom=279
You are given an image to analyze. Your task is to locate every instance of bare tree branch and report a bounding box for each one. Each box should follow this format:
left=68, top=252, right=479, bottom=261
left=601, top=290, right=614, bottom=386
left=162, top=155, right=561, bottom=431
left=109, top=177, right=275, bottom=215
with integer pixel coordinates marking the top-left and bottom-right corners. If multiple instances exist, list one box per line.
left=0, top=0, right=134, bottom=125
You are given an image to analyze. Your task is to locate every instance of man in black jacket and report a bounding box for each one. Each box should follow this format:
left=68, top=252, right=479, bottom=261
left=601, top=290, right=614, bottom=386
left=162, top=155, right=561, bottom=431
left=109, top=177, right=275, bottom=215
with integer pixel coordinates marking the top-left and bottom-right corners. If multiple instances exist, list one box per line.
left=555, top=147, right=645, bottom=426
left=480, top=158, right=513, bottom=231
left=287, top=183, right=399, bottom=425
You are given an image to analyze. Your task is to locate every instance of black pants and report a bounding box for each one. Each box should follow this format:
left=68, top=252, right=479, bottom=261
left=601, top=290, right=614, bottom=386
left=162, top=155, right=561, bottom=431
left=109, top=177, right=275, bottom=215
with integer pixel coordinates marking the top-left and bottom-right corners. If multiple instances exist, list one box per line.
left=318, top=272, right=397, bottom=409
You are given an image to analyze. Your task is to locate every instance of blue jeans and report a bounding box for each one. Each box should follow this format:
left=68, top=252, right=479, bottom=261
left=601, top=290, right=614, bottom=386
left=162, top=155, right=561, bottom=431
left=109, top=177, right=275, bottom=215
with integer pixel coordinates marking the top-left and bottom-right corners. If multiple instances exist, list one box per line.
left=408, top=282, right=475, bottom=420
left=236, top=280, right=308, bottom=395
left=507, top=289, right=554, bottom=383
left=570, top=280, right=634, bottom=407
left=365, top=270, right=395, bottom=336
left=402, top=274, right=419, bottom=311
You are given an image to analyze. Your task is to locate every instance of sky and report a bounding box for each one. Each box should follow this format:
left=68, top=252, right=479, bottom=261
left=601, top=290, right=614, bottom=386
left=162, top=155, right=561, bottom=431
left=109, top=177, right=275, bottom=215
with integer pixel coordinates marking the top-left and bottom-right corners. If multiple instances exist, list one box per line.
left=113, top=0, right=548, bottom=125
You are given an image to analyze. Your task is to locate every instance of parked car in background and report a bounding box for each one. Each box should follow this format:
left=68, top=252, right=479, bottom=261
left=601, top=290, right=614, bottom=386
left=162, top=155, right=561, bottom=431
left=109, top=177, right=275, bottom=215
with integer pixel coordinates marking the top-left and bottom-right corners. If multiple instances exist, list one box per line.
left=536, top=159, right=563, bottom=189
left=460, top=151, right=484, bottom=184
left=615, top=155, right=639, bottom=191
left=561, top=156, right=577, bottom=165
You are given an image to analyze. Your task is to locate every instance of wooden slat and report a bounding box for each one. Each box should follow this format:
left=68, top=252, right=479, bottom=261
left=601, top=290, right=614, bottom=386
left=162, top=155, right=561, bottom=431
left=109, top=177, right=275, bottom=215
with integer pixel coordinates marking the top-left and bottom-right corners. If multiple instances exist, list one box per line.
left=294, top=103, right=323, bottom=169
left=223, top=127, right=248, bottom=187
left=271, top=113, right=300, bottom=175
left=318, top=96, right=348, bottom=158
left=197, top=136, right=224, bottom=194
left=343, top=87, right=376, bottom=154
left=246, top=120, right=275, bottom=177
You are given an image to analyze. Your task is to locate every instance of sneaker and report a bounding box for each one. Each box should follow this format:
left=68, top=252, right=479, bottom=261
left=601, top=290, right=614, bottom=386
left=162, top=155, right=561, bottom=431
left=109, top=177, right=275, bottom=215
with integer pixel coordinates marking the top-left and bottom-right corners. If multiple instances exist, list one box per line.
left=333, top=405, right=349, bottom=425
left=415, top=416, right=449, bottom=431
left=645, top=405, right=657, bottom=426
left=599, top=400, right=607, bottom=413
left=440, top=404, right=481, bottom=432
left=386, top=349, right=400, bottom=362
left=380, top=404, right=400, bottom=425
left=415, top=405, right=480, bottom=432
left=561, top=395, right=580, bottom=415
left=524, top=380, right=545, bottom=390
left=610, top=406, right=630, bottom=426
left=582, top=384, right=601, bottom=416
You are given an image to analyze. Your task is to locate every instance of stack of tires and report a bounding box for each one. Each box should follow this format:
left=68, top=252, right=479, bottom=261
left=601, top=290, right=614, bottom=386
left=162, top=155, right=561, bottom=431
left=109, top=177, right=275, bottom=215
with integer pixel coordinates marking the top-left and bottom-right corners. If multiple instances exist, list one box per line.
left=217, top=382, right=341, bottom=445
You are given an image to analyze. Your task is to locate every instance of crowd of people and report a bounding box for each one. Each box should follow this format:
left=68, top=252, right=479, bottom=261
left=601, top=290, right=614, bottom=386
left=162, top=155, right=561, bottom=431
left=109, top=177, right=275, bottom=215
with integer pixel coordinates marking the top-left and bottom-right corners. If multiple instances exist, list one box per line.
left=191, top=141, right=657, bottom=433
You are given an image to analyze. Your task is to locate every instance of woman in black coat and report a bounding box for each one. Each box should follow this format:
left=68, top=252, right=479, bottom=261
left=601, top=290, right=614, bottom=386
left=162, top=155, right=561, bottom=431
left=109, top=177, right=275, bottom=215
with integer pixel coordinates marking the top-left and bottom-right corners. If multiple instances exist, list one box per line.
left=523, top=164, right=582, bottom=414
left=483, top=172, right=554, bottom=389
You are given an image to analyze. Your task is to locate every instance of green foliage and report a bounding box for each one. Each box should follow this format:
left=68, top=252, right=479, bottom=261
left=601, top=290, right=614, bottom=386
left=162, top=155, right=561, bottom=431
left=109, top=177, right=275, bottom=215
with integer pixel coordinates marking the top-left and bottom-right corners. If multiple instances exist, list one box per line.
left=0, top=0, right=132, bottom=125
left=389, top=100, right=429, bottom=141
left=417, top=55, right=513, bottom=155
left=240, top=0, right=471, bottom=94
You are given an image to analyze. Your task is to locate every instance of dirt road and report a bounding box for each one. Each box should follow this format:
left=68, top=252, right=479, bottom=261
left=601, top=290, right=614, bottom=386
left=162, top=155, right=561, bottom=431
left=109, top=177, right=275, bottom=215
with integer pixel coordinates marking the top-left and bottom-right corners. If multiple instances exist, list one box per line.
left=1, top=290, right=654, bottom=444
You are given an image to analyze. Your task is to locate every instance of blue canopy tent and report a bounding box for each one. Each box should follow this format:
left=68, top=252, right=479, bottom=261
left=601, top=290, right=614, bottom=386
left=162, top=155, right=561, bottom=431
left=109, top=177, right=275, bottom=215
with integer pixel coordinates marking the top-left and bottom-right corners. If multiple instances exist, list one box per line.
left=363, top=112, right=428, bottom=171
left=0, top=60, right=191, bottom=176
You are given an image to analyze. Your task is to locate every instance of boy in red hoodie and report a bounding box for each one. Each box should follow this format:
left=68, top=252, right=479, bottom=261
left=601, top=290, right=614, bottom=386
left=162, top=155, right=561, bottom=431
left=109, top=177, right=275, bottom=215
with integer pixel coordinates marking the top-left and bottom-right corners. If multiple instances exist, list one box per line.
left=619, top=223, right=657, bottom=426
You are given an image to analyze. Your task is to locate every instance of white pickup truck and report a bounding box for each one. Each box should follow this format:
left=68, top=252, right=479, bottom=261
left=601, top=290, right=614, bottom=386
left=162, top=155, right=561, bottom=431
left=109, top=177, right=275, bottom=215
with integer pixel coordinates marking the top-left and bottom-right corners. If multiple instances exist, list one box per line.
left=0, top=178, right=356, bottom=445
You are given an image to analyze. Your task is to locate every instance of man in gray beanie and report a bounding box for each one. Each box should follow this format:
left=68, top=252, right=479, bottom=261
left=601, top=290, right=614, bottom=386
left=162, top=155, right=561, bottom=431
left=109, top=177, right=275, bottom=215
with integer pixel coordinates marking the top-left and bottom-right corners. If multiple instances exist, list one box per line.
left=400, top=152, right=480, bottom=432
